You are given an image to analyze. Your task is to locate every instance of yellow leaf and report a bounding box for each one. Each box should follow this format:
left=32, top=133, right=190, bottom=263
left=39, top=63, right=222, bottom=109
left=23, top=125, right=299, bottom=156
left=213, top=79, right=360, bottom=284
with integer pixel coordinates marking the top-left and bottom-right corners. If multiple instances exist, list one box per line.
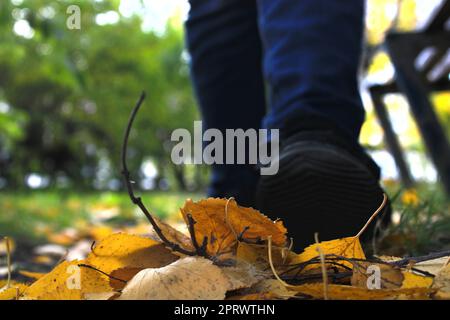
left=89, top=225, right=114, bottom=241
left=22, top=261, right=83, bottom=300
left=291, top=236, right=365, bottom=269
left=351, top=262, right=404, bottom=289
left=152, top=216, right=194, bottom=252
left=0, top=282, right=28, bottom=300
left=18, top=270, right=45, bottom=280
left=180, top=198, right=287, bottom=256
left=0, top=237, right=15, bottom=255
left=292, top=283, right=431, bottom=300
left=32, top=255, right=54, bottom=265
left=22, top=260, right=116, bottom=300
left=401, top=271, right=433, bottom=289
left=84, top=233, right=178, bottom=295
left=86, top=233, right=178, bottom=275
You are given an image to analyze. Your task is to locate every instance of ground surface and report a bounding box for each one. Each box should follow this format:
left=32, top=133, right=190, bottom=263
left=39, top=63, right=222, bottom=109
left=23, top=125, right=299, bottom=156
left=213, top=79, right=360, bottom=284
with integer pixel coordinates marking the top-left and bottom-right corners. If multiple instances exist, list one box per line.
left=0, top=184, right=448, bottom=281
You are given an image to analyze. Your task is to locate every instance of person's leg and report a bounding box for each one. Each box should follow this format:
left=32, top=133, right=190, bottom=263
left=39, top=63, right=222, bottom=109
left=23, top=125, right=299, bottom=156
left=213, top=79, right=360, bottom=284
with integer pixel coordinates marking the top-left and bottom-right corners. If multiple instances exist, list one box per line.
left=257, top=0, right=365, bottom=140
left=185, top=0, right=266, bottom=206
left=255, top=0, right=387, bottom=249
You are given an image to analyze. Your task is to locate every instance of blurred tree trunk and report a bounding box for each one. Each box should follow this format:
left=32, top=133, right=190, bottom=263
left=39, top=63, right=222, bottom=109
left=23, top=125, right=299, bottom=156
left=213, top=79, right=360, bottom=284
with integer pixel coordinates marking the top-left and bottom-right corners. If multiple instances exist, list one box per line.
left=171, top=163, right=187, bottom=191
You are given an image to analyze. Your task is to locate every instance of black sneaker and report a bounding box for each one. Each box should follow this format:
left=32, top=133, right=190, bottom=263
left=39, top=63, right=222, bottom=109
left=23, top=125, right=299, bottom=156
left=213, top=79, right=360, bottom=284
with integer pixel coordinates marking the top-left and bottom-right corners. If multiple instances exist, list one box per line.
left=255, top=130, right=390, bottom=251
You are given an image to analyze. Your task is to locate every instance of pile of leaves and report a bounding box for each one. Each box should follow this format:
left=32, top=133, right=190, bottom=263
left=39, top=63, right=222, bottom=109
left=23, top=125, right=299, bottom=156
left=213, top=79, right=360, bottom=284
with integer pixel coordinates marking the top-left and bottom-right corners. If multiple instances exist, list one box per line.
left=1, top=196, right=449, bottom=300
left=1, top=94, right=449, bottom=300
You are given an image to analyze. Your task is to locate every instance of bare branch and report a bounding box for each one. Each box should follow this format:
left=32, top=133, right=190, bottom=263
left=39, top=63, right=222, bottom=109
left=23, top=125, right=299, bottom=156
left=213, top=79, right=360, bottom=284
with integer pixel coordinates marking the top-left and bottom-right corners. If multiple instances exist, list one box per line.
left=186, top=213, right=210, bottom=258
left=121, top=92, right=195, bottom=256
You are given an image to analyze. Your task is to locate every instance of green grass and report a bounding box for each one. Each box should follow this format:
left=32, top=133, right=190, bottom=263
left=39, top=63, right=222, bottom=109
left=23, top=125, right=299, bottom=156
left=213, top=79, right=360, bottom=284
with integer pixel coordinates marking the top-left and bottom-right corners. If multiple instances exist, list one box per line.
left=0, top=190, right=203, bottom=242
left=0, top=184, right=448, bottom=256
left=377, top=182, right=450, bottom=256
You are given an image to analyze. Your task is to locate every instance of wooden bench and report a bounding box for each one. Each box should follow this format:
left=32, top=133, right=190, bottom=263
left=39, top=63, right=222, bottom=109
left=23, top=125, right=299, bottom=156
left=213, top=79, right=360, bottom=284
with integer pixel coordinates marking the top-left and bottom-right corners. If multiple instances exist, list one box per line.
left=368, top=0, right=450, bottom=195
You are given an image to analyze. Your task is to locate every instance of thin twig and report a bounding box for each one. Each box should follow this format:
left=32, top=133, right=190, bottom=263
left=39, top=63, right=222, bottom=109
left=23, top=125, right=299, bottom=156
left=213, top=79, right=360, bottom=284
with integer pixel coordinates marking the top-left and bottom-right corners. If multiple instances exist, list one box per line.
left=237, top=226, right=250, bottom=241
left=121, top=92, right=195, bottom=256
left=5, top=237, right=11, bottom=289
left=224, top=197, right=238, bottom=239
left=267, top=236, right=293, bottom=288
left=314, top=233, right=328, bottom=300
left=78, top=264, right=127, bottom=284
left=355, top=193, right=388, bottom=238
left=186, top=213, right=209, bottom=258
left=390, top=250, right=450, bottom=267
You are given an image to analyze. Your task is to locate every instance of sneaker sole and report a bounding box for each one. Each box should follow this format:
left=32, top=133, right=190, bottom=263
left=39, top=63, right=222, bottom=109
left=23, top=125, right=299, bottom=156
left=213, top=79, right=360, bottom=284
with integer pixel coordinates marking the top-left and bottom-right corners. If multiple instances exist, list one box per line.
left=256, top=141, right=387, bottom=250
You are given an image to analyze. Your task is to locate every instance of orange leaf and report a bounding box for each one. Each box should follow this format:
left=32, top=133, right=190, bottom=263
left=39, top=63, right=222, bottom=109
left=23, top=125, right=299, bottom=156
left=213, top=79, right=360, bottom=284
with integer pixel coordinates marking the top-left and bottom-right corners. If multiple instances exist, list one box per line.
left=180, top=198, right=287, bottom=256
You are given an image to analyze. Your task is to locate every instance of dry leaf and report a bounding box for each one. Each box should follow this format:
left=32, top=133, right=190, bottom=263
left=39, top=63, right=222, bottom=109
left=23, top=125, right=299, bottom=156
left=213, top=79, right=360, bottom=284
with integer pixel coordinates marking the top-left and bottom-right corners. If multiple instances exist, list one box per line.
left=22, top=261, right=83, bottom=300
left=401, top=271, right=433, bottom=289
left=227, top=292, right=276, bottom=300
left=86, top=233, right=178, bottom=274
left=18, top=270, right=45, bottom=281
left=180, top=198, right=287, bottom=256
left=109, top=267, right=143, bottom=290
left=351, top=261, right=404, bottom=289
left=220, top=261, right=262, bottom=291
left=291, top=236, right=365, bottom=270
left=414, top=257, right=450, bottom=276
left=152, top=216, right=194, bottom=252
left=118, top=257, right=229, bottom=300
left=21, top=259, right=121, bottom=300
left=0, top=281, right=28, bottom=300
left=236, top=242, right=285, bottom=270
left=249, top=279, right=297, bottom=299
left=292, top=283, right=431, bottom=300
left=432, top=265, right=450, bottom=299
left=84, top=292, right=116, bottom=300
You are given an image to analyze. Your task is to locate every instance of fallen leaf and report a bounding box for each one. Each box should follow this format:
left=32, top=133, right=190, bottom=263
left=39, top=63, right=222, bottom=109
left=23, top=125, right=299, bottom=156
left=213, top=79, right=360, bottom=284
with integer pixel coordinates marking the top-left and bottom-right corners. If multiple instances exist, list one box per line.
left=32, top=255, right=54, bottom=265
left=152, top=216, right=194, bottom=252
left=22, top=259, right=118, bottom=300
left=180, top=198, right=287, bottom=256
left=109, top=267, right=143, bottom=290
left=83, top=292, right=116, bottom=300
left=291, top=236, right=365, bottom=270
left=292, top=283, right=431, bottom=300
left=220, top=261, right=262, bottom=291
left=432, top=265, right=450, bottom=299
left=0, top=281, right=28, bottom=300
left=414, top=257, right=450, bottom=276
left=401, top=271, right=433, bottom=289
left=249, top=279, right=297, bottom=299
left=18, top=270, right=45, bottom=280
left=236, top=242, right=285, bottom=270
left=351, top=261, right=404, bottom=289
left=118, top=257, right=229, bottom=300
left=86, top=233, right=178, bottom=274
left=89, top=225, right=114, bottom=241
left=227, top=292, right=277, bottom=300
left=22, top=261, right=83, bottom=300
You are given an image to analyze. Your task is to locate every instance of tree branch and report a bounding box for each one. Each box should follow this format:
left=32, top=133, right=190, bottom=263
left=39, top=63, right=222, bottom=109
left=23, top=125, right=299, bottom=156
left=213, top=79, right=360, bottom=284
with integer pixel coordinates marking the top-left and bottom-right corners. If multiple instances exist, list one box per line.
left=121, top=92, right=195, bottom=256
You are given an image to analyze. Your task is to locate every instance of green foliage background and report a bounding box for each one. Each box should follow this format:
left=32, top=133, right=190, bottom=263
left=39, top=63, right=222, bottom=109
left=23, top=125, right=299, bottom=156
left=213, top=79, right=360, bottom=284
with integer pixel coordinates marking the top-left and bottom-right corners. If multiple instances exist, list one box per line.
left=0, top=0, right=202, bottom=191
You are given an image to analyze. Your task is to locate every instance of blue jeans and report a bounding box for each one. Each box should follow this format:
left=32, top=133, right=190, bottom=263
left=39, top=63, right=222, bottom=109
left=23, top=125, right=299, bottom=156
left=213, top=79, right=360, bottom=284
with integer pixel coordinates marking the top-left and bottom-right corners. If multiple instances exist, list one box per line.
left=185, top=0, right=366, bottom=205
